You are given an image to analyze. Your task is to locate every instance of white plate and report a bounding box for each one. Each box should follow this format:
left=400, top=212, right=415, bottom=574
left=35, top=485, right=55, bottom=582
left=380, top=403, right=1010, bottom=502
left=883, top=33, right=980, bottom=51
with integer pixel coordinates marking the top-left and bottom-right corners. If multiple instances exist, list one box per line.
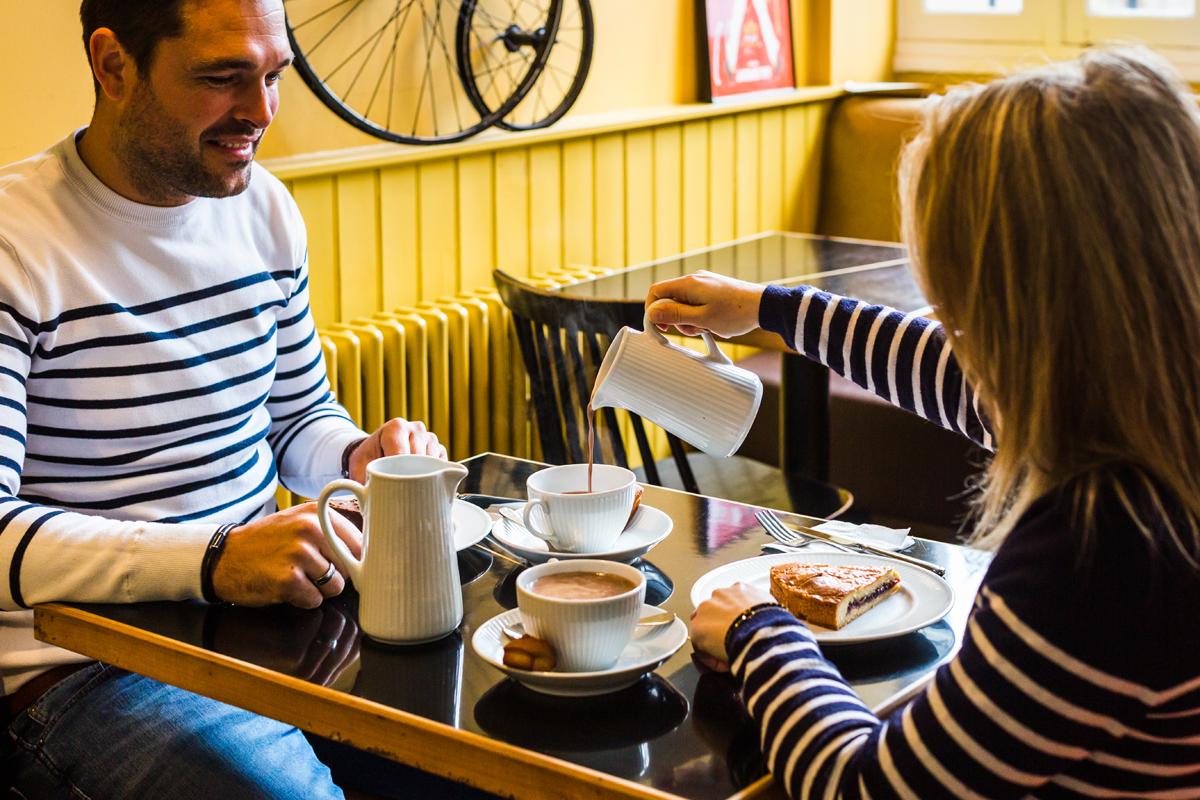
left=472, top=605, right=688, bottom=697
left=690, top=551, right=955, bottom=644
left=490, top=505, right=672, bottom=564
left=454, top=500, right=493, bottom=551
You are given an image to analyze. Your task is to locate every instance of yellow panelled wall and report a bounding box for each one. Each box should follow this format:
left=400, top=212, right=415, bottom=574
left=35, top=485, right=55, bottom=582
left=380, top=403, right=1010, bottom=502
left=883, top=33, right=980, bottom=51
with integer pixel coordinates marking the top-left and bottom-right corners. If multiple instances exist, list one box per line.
left=264, top=93, right=837, bottom=332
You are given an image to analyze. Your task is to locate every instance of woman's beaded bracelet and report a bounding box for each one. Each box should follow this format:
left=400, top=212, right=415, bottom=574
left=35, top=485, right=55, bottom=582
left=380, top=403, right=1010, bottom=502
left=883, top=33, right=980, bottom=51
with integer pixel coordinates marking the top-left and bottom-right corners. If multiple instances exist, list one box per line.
left=200, top=524, right=238, bottom=604
left=724, top=602, right=784, bottom=658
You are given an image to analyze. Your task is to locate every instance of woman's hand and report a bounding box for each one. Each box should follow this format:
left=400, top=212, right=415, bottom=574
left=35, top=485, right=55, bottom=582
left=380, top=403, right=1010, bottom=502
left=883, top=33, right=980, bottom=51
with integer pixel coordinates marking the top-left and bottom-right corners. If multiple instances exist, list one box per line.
left=690, top=582, right=778, bottom=671
left=646, top=271, right=766, bottom=338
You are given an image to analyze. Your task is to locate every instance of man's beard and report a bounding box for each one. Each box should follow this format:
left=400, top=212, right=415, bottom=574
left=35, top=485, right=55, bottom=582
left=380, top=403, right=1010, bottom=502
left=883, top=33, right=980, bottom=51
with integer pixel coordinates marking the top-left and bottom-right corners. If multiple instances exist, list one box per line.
left=115, top=81, right=259, bottom=204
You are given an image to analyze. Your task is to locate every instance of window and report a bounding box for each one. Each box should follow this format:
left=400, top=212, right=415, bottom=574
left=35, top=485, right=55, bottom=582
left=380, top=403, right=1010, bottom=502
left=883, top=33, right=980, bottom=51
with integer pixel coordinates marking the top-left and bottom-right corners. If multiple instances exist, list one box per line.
left=895, top=0, right=1200, bottom=79
left=1089, top=0, right=1193, bottom=17
left=924, top=0, right=1023, bottom=13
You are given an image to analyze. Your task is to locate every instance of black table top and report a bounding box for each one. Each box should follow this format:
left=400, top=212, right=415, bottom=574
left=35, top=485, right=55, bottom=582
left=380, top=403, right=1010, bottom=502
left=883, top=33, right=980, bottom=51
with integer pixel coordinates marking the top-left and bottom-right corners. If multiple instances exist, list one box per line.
left=554, top=232, right=929, bottom=314
left=63, top=453, right=990, bottom=800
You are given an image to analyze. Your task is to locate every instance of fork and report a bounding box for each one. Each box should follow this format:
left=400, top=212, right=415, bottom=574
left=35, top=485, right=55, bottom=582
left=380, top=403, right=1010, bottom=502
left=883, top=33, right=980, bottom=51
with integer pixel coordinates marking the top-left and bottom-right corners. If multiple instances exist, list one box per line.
left=755, top=510, right=857, bottom=554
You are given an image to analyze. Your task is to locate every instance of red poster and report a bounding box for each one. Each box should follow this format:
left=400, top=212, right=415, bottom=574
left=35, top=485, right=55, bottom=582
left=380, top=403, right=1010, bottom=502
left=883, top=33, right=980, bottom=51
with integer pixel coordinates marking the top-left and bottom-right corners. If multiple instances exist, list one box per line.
left=702, top=0, right=795, bottom=101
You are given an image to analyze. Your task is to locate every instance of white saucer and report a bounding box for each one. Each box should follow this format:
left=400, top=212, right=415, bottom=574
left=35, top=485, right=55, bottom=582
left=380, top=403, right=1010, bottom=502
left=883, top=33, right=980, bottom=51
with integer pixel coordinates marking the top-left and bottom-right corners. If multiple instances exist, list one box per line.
left=453, top=500, right=493, bottom=551
left=471, top=605, right=688, bottom=697
left=690, top=551, right=955, bottom=645
left=489, top=505, right=672, bottom=564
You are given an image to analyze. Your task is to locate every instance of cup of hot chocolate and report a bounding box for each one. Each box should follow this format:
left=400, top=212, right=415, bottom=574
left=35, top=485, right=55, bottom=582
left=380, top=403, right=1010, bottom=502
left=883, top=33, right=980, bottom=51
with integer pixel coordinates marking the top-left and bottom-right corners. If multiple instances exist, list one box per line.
left=522, top=464, right=637, bottom=553
left=516, top=559, right=647, bottom=671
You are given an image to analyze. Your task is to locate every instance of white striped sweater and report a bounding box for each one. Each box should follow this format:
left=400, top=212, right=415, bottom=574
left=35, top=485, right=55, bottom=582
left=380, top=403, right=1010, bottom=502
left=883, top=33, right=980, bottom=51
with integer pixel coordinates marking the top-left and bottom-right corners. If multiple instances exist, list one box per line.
left=0, top=131, right=365, bottom=694
left=732, top=284, right=1200, bottom=798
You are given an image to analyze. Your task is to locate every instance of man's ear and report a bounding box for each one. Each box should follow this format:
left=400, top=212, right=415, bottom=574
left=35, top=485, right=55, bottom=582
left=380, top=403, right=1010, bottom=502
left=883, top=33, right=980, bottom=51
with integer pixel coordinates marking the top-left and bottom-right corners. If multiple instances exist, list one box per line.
left=89, top=28, right=133, bottom=103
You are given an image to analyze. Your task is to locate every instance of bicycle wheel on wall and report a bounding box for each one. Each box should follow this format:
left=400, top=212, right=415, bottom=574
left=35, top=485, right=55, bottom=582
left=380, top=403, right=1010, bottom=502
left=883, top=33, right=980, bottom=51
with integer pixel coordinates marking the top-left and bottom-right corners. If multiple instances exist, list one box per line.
left=458, top=0, right=593, bottom=131
left=285, top=0, right=561, bottom=145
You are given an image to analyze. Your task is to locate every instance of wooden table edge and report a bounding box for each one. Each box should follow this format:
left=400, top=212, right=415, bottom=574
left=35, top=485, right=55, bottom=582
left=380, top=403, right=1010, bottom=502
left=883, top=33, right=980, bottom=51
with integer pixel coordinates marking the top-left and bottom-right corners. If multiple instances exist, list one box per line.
left=34, top=603, right=698, bottom=800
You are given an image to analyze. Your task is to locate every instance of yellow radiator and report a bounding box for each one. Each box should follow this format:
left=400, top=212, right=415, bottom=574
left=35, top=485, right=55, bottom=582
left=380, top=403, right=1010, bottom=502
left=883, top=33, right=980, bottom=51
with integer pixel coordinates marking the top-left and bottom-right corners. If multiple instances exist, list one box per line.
left=275, top=289, right=530, bottom=508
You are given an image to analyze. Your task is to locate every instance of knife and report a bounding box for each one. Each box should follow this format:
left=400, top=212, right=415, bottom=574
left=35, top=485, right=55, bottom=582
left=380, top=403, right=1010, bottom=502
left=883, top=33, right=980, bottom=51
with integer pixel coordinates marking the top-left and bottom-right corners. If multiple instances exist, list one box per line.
left=793, top=524, right=946, bottom=576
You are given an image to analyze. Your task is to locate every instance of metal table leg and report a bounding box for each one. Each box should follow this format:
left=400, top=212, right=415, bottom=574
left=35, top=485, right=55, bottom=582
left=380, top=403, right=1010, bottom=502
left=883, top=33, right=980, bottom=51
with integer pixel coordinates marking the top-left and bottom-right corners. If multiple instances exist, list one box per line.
left=780, top=351, right=836, bottom=513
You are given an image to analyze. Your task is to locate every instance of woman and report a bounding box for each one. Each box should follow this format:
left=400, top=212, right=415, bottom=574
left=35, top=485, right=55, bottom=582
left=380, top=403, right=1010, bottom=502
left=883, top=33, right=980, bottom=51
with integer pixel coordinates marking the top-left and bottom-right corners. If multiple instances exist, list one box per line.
left=649, top=46, right=1200, bottom=798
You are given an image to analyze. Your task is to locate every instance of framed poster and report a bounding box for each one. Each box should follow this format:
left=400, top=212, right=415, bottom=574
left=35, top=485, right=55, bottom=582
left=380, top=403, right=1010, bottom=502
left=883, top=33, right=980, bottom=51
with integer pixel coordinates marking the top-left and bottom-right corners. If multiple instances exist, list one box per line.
left=696, top=0, right=795, bottom=102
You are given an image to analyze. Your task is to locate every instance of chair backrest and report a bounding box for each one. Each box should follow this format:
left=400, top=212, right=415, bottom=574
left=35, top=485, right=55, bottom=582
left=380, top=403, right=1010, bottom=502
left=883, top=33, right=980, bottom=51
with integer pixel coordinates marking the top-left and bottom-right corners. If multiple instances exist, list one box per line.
left=494, top=270, right=699, bottom=493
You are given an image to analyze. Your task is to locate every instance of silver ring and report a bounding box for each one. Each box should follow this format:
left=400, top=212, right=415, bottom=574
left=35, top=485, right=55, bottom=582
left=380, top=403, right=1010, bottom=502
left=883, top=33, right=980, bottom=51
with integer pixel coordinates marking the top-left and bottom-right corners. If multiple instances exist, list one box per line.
left=312, top=562, right=337, bottom=587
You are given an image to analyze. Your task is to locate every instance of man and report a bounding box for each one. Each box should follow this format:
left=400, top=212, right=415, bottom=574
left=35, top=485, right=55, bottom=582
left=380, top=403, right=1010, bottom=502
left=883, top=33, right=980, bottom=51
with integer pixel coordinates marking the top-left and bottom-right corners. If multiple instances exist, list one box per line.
left=0, top=0, right=449, bottom=796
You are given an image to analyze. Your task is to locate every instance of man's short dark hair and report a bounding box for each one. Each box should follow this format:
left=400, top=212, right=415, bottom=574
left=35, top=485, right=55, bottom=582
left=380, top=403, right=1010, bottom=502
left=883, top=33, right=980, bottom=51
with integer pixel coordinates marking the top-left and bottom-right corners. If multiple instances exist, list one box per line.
left=80, top=0, right=190, bottom=91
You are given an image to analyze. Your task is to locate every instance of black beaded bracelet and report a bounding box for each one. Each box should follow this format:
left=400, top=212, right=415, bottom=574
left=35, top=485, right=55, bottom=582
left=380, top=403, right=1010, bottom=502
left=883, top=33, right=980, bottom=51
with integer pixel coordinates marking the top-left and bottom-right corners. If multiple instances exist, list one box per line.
left=724, top=602, right=784, bottom=659
left=200, top=524, right=238, bottom=604
left=340, top=437, right=368, bottom=480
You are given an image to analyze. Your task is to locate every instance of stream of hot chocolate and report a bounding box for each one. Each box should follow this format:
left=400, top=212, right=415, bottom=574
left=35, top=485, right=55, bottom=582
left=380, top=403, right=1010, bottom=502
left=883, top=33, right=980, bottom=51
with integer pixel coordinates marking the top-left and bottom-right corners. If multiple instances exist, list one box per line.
left=586, top=402, right=596, bottom=493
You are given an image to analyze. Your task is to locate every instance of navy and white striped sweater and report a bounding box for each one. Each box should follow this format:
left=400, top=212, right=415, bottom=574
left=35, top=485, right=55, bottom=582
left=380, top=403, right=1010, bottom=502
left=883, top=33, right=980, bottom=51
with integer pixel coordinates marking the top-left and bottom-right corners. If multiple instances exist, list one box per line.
left=734, top=284, right=1200, bottom=798
left=0, top=131, right=365, bottom=694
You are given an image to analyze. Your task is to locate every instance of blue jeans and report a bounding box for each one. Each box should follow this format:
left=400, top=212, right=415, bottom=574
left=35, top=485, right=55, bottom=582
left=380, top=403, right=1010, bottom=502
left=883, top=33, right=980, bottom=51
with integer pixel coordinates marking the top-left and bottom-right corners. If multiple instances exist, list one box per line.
left=2, top=663, right=499, bottom=800
left=2, top=663, right=341, bottom=799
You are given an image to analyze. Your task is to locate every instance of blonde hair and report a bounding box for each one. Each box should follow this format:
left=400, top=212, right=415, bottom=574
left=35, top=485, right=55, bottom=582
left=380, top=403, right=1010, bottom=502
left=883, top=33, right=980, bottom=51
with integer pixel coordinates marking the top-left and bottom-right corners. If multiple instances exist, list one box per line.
left=899, top=45, right=1200, bottom=564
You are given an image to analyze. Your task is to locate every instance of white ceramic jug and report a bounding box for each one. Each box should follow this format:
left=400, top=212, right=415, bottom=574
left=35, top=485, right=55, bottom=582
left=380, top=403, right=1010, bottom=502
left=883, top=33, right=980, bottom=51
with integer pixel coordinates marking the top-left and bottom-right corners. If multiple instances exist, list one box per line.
left=317, top=455, right=468, bottom=644
left=591, top=300, right=763, bottom=458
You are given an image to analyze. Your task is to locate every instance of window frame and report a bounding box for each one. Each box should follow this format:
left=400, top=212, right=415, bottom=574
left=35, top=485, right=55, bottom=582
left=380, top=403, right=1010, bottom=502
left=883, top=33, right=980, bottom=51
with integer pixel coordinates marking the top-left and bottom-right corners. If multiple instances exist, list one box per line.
left=895, top=0, right=1200, bottom=79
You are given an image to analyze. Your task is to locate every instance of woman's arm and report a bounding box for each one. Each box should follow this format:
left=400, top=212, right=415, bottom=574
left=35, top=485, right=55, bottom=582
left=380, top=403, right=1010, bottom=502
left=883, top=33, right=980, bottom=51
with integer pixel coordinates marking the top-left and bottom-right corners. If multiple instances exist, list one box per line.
left=759, top=283, right=992, bottom=449
left=710, top=588, right=1110, bottom=800
left=647, top=273, right=993, bottom=449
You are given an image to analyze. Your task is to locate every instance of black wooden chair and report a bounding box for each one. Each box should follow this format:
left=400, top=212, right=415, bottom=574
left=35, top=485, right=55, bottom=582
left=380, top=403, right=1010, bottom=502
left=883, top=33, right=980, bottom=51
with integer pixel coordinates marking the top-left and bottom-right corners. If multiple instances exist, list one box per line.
left=494, top=269, right=700, bottom=493
left=494, top=270, right=852, bottom=519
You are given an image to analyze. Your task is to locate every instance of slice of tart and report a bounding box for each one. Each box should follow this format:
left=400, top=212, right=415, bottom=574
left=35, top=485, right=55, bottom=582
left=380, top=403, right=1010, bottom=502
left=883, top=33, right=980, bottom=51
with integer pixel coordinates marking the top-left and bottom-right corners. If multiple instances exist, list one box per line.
left=769, top=563, right=901, bottom=630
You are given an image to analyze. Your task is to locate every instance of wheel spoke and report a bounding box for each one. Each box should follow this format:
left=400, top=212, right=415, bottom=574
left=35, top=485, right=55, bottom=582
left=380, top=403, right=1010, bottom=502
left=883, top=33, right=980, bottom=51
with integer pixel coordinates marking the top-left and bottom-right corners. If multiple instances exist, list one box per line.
left=385, top=0, right=415, bottom=130
left=531, top=67, right=549, bottom=120
left=410, top=3, right=434, bottom=136
left=365, top=0, right=406, bottom=120
left=289, top=0, right=358, bottom=32
left=337, top=8, right=399, bottom=97
left=484, top=50, right=525, bottom=105
left=429, top=0, right=466, bottom=131
left=472, top=38, right=511, bottom=103
left=416, top=1, right=446, bottom=136
left=471, top=4, right=518, bottom=29
left=544, top=62, right=570, bottom=96
left=303, top=0, right=369, bottom=57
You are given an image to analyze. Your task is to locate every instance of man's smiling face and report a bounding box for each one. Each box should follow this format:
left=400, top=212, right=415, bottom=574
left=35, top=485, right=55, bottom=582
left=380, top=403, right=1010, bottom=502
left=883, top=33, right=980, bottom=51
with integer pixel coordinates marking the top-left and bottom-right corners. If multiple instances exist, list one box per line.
left=114, top=0, right=292, bottom=203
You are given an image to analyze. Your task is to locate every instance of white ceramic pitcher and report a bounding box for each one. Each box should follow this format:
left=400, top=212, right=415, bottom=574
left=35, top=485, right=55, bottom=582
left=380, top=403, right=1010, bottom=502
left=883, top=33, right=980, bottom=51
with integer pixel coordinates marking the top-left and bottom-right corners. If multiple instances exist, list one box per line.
left=591, top=299, right=763, bottom=458
left=317, top=455, right=468, bottom=644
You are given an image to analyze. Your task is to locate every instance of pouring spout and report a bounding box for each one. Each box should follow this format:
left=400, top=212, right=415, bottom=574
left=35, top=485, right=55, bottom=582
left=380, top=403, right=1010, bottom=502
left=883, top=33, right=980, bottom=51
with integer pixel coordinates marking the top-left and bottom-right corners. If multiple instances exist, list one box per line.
left=441, top=461, right=469, bottom=495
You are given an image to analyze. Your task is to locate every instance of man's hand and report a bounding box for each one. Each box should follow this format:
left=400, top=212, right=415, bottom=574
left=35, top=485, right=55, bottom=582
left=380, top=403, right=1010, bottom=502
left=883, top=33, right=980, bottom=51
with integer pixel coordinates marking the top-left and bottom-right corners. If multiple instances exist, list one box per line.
left=690, top=582, right=778, bottom=671
left=348, top=418, right=447, bottom=483
left=646, top=271, right=766, bottom=338
left=210, top=502, right=362, bottom=609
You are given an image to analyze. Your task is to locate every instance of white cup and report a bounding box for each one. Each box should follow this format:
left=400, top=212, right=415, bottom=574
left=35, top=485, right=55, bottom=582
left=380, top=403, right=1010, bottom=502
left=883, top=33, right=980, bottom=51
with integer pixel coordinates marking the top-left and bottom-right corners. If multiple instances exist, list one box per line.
left=522, top=464, right=636, bottom=554
left=591, top=299, right=763, bottom=458
left=517, top=559, right=647, bottom=672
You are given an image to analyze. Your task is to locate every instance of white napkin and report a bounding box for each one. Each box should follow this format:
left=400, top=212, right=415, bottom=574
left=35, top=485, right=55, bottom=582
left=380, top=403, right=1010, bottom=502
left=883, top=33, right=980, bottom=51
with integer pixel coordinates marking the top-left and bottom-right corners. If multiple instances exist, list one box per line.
left=812, top=520, right=915, bottom=552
